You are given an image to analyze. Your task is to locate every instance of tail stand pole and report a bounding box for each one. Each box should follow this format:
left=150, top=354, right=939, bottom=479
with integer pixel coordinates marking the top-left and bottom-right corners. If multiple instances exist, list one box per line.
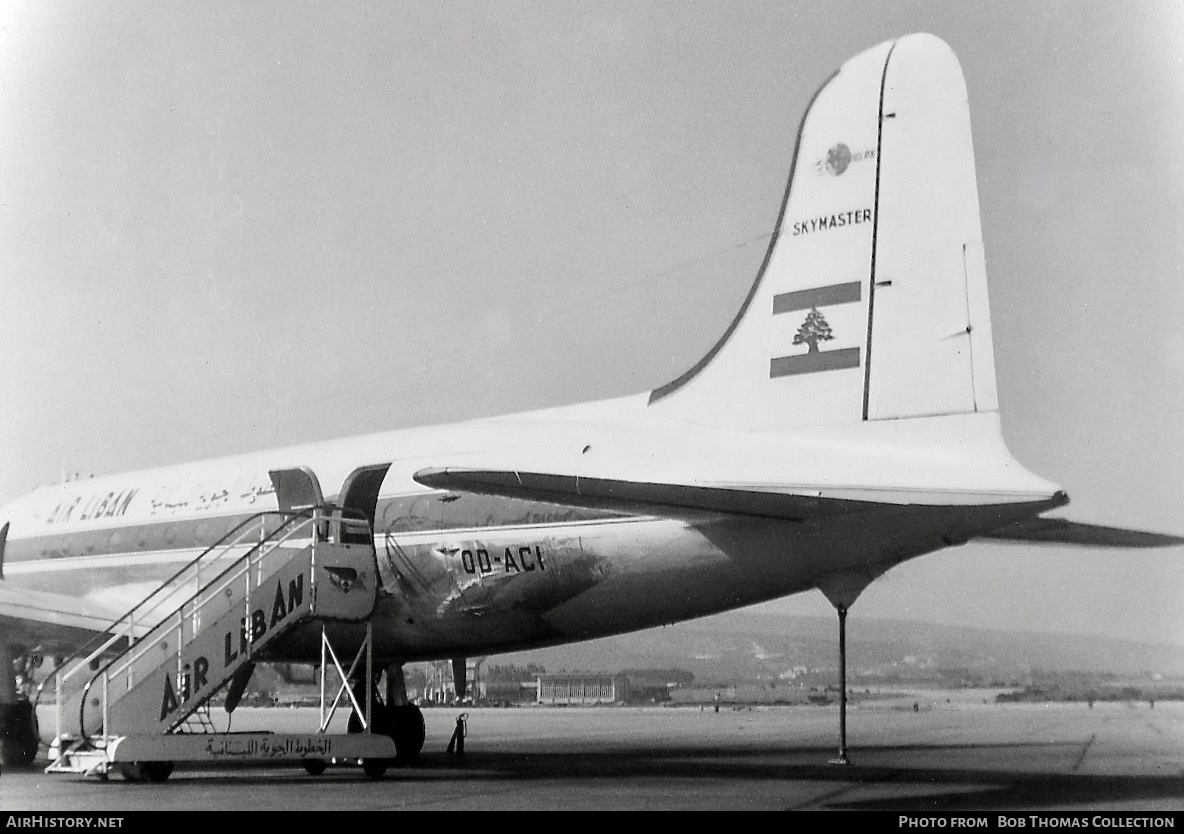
left=828, top=603, right=850, bottom=766
left=815, top=569, right=876, bottom=767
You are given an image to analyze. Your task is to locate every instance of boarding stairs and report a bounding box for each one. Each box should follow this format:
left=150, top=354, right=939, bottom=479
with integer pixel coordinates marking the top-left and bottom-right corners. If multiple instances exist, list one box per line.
left=43, top=507, right=398, bottom=779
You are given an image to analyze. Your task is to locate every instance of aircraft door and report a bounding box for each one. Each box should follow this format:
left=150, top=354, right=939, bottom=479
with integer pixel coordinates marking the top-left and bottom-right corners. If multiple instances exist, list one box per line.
left=268, top=467, right=324, bottom=511
left=338, top=464, right=391, bottom=545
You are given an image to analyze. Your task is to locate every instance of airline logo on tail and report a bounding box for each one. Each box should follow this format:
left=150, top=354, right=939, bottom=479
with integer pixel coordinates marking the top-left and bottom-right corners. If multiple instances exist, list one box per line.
left=814, top=142, right=875, bottom=177
left=769, top=282, right=863, bottom=378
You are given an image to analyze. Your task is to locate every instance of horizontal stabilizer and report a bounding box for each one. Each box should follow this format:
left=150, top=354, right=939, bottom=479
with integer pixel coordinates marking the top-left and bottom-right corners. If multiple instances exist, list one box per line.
left=981, top=517, right=1184, bottom=549
left=413, top=467, right=871, bottom=522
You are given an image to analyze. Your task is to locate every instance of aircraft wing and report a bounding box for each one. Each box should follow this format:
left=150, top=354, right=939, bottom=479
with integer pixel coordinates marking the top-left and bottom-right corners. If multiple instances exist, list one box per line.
left=978, top=517, right=1184, bottom=548
left=0, top=583, right=123, bottom=653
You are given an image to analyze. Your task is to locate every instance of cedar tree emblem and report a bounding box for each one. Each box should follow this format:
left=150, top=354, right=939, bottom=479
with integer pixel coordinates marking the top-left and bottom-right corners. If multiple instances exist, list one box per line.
left=793, top=307, right=834, bottom=353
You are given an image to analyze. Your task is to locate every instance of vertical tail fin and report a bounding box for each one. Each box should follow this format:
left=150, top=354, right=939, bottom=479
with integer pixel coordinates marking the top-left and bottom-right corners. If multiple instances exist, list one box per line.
left=648, top=34, right=997, bottom=431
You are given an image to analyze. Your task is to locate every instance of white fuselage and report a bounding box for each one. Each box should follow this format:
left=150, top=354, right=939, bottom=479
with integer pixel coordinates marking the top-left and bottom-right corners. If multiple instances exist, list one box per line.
left=0, top=398, right=1062, bottom=662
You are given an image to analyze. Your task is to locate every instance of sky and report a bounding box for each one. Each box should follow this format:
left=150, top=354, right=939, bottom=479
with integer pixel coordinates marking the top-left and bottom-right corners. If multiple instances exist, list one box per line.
left=1, top=1, right=1181, bottom=647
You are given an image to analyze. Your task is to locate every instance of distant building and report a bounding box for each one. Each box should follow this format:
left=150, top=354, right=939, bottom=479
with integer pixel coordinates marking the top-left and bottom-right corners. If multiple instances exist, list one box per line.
left=419, top=659, right=486, bottom=704
left=536, top=673, right=628, bottom=705
left=619, top=670, right=690, bottom=704
left=484, top=680, right=537, bottom=705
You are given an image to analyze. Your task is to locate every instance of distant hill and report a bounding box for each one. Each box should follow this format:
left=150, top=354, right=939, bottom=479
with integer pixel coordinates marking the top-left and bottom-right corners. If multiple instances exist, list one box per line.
left=481, top=611, right=1184, bottom=684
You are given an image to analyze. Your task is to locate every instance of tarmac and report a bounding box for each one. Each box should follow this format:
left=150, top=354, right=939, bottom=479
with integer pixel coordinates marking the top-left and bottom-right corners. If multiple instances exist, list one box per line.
left=2, top=696, right=1182, bottom=812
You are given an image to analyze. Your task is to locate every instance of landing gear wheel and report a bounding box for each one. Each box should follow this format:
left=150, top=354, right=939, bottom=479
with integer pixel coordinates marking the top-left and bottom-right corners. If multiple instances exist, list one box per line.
left=117, top=763, right=144, bottom=782
left=302, top=759, right=327, bottom=776
left=119, top=761, right=173, bottom=782
left=361, top=758, right=388, bottom=779
left=347, top=696, right=400, bottom=775
left=348, top=699, right=423, bottom=765
left=347, top=703, right=391, bottom=736
left=0, top=701, right=40, bottom=767
left=141, top=761, right=174, bottom=782
left=347, top=681, right=385, bottom=735
left=390, top=704, right=425, bottom=764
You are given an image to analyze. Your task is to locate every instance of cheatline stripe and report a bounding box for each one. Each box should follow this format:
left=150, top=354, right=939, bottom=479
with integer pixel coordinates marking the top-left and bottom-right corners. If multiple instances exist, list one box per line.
left=770, top=347, right=861, bottom=378
left=2, top=516, right=667, bottom=569
left=772, top=281, right=861, bottom=315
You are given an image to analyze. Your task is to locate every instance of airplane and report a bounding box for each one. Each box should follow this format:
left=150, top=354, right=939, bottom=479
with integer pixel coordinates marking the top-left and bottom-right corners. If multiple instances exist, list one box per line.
left=1, top=32, right=1180, bottom=778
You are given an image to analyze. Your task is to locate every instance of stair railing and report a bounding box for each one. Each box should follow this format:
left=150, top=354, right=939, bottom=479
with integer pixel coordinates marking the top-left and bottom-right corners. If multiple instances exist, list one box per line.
left=62, top=507, right=330, bottom=746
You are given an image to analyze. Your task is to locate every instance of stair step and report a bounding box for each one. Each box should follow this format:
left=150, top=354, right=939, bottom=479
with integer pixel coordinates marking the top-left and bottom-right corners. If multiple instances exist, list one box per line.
left=45, top=748, right=111, bottom=777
